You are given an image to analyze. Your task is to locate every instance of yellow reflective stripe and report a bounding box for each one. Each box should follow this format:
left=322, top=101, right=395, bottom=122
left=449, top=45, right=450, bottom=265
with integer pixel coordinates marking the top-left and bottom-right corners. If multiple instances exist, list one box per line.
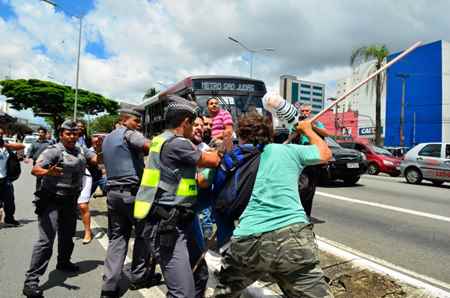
left=134, top=200, right=152, bottom=219
left=176, top=178, right=197, bottom=197
left=150, top=136, right=165, bottom=153
left=141, top=168, right=160, bottom=187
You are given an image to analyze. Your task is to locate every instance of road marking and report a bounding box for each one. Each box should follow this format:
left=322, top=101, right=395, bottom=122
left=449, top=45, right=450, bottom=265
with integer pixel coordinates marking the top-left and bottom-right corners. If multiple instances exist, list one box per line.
left=317, top=236, right=450, bottom=297
left=91, top=219, right=166, bottom=298
left=316, top=191, right=450, bottom=222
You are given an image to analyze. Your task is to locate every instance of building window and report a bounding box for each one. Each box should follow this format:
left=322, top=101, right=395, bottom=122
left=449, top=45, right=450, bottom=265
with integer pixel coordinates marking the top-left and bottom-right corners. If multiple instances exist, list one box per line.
left=312, top=104, right=322, bottom=109
left=313, top=86, right=323, bottom=90
left=291, top=82, right=299, bottom=102
left=301, top=84, right=311, bottom=88
left=312, top=91, right=322, bottom=96
left=300, top=96, right=310, bottom=101
left=313, top=98, right=322, bottom=103
left=300, top=90, right=310, bottom=95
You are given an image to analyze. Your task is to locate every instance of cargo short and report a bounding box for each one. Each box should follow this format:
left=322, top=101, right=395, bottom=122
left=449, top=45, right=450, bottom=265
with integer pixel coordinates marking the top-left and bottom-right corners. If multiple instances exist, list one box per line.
left=214, top=223, right=334, bottom=298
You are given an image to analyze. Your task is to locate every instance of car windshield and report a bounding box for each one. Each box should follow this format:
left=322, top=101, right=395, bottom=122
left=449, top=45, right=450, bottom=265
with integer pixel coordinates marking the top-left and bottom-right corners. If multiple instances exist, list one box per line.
left=23, top=136, right=37, bottom=143
left=325, top=137, right=342, bottom=148
left=371, top=145, right=393, bottom=157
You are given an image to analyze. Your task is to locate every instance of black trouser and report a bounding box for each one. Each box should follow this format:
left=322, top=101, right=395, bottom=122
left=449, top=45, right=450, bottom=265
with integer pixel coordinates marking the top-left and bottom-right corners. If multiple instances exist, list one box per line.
left=102, top=186, right=157, bottom=292
left=24, top=193, right=78, bottom=287
left=299, top=166, right=321, bottom=217
left=0, top=178, right=16, bottom=222
left=149, top=205, right=208, bottom=298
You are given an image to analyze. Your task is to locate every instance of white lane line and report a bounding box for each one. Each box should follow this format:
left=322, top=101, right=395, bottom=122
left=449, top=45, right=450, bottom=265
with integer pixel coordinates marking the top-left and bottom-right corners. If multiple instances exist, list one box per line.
left=91, top=219, right=166, bottom=298
left=316, top=191, right=450, bottom=223
left=317, top=236, right=450, bottom=298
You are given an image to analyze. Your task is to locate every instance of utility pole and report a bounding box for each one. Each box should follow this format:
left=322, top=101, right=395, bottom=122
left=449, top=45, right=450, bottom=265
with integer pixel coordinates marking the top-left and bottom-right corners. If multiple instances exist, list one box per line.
left=397, top=73, right=410, bottom=147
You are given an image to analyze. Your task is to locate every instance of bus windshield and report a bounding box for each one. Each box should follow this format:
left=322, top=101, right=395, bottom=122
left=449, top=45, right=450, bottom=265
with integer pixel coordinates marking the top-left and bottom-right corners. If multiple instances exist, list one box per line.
left=140, top=75, right=267, bottom=137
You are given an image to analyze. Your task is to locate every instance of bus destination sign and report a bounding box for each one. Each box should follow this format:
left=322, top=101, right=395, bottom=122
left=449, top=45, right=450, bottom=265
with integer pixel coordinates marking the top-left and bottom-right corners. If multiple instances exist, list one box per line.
left=200, top=81, right=256, bottom=92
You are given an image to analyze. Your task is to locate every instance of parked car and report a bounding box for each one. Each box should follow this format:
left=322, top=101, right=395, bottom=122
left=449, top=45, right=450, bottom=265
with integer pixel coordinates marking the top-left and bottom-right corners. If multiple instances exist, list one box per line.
left=384, top=146, right=410, bottom=158
left=22, top=135, right=38, bottom=156
left=339, top=141, right=402, bottom=176
left=317, top=138, right=368, bottom=185
left=400, top=142, right=450, bottom=186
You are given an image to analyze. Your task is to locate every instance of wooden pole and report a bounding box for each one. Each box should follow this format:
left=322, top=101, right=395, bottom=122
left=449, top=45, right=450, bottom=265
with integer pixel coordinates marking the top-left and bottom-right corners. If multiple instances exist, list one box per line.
left=310, top=41, right=422, bottom=122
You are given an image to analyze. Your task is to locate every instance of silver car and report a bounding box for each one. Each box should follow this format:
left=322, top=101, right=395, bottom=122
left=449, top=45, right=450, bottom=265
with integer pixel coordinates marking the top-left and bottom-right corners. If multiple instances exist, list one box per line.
left=400, top=142, right=450, bottom=186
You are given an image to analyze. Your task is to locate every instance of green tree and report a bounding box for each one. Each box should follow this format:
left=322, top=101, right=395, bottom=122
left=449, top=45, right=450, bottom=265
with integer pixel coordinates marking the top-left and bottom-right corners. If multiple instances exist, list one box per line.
left=350, top=44, right=389, bottom=146
left=90, top=114, right=118, bottom=133
left=0, top=79, right=119, bottom=129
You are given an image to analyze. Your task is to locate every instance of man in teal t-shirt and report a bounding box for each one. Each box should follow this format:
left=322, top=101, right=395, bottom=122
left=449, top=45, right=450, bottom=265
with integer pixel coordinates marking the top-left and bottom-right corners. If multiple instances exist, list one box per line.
left=214, top=111, right=334, bottom=298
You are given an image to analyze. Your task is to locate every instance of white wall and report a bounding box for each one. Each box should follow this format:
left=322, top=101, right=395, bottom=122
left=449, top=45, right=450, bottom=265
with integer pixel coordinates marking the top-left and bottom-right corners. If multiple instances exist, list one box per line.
left=336, top=60, right=387, bottom=134
left=442, top=41, right=450, bottom=142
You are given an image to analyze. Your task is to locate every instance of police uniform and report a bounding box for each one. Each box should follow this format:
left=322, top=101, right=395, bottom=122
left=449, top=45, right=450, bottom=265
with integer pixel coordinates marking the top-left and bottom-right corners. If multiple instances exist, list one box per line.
left=23, top=120, right=95, bottom=297
left=134, top=98, right=208, bottom=298
left=101, top=109, right=159, bottom=297
left=27, top=138, right=52, bottom=190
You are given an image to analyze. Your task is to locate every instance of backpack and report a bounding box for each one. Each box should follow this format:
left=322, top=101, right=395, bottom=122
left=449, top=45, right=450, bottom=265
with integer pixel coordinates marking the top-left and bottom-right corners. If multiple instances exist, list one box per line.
left=212, top=144, right=262, bottom=220
left=6, top=149, right=21, bottom=182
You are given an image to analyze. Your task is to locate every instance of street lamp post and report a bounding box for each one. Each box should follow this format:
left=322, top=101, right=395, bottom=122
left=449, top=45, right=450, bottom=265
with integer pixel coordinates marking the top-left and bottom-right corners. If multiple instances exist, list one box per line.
left=397, top=73, right=410, bottom=147
left=41, top=0, right=82, bottom=121
left=228, top=36, right=274, bottom=78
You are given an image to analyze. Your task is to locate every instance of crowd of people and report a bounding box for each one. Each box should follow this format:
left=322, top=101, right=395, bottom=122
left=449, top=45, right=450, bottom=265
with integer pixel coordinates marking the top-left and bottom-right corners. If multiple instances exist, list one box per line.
left=0, top=94, right=334, bottom=298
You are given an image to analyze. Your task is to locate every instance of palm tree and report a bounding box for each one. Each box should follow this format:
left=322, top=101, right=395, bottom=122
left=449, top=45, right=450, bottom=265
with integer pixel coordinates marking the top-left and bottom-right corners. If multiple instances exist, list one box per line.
left=350, top=45, right=389, bottom=146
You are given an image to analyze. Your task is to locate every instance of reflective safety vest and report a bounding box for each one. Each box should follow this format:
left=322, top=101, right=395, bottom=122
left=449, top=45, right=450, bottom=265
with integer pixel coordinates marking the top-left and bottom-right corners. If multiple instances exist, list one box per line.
left=134, top=131, right=198, bottom=219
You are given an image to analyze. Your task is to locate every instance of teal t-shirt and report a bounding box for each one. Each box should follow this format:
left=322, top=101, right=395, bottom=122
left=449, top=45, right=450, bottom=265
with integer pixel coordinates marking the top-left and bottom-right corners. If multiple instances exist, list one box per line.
left=233, top=143, right=321, bottom=237
left=299, top=121, right=325, bottom=145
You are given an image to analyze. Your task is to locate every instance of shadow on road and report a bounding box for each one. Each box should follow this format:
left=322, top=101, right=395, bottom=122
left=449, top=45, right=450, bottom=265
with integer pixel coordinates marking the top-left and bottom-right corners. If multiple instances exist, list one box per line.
left=399, top=181, right=450, bottom=189
left=318, top=181, right=365, bottom=188
left=40, top=260, right=103, bottom=291
left=75, top=227, right=107, bottom=240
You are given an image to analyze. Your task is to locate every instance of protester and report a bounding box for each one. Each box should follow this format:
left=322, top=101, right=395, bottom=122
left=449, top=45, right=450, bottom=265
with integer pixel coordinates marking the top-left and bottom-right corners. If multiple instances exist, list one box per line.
left=0, top=126, right=25, bottom=227
left=100, top=109, right=160, bottom=298
left=23, top=120, right=97, bottom=298
left=76, top=120, right=90, bottom=148
left=202, top=115, right=212, bottom=144
left=295, top=103, right=331, bottom=217
left=46, top=131, right=56, bottom=145
left=214, top=113, right=334, bottom=298
left=134, top=95, right=221, bottom=298
left=206, top=97, right=233, bottom=143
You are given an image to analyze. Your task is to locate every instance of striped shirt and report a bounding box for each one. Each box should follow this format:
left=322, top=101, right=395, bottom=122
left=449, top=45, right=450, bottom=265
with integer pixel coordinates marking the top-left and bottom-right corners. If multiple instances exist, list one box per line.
left=211, top=109, right=233, bottom=138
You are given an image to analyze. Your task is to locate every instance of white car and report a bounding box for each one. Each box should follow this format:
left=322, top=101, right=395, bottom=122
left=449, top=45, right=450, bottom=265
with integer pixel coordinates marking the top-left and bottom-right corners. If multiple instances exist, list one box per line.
left=23, top=135, right=38, bottom=156
left=400, top=142, right=450, bottom=186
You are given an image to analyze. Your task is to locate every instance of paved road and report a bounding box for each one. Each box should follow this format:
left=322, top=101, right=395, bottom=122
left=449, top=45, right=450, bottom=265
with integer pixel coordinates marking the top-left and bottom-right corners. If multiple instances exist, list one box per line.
left=0, top=164, right=144, bottom=298
left=314, top=174, right=450, bottom=289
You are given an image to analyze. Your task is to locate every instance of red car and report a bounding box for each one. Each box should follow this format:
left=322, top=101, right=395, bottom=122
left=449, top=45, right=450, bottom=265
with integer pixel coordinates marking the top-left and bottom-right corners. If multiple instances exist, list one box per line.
left=339, top=142, right=402, bottom=176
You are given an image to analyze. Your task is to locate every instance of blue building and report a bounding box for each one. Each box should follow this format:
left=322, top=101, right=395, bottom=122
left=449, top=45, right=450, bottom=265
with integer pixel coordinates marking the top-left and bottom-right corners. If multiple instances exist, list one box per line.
left=385, top=40, right=450, bottom=148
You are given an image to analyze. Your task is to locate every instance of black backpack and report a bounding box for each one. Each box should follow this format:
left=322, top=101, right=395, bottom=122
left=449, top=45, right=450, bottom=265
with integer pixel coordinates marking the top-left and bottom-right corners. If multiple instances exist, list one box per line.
left=213, top=144, right=262, bottom=220
left=6, top=149, right=21, bottom=181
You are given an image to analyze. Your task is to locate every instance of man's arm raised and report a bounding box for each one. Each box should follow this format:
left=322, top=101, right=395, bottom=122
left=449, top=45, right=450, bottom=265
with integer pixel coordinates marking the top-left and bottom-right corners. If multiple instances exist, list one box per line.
left=297, top=120, right=332, bottom=163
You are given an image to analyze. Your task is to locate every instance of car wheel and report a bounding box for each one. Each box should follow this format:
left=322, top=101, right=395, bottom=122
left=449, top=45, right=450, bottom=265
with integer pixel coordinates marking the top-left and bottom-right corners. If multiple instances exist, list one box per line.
left=389, top=172, right=400, bottom=177
left=343, top=176, right=360, bottom=186
left=431, top=180, right=444, bottom=186
left=367, top=163, right=380, bottom=175
left=405, top=167, right=422, bottom=184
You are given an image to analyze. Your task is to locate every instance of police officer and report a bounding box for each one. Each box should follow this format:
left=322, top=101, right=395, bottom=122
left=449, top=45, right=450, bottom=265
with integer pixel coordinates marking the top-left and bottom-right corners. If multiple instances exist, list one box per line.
left=134, top=96, right=221, bottom=298
left=26, top=127, right=52, bottom=191
left=23, top=120, right=97, bottom=298
left=100, top=109, right=161, bottom=298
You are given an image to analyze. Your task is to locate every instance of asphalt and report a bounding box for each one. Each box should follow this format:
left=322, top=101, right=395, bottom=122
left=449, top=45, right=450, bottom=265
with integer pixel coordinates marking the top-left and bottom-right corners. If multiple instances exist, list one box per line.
left=0, top=164, right=144, bottom=298
left=314, top=174, right=450, bottom=287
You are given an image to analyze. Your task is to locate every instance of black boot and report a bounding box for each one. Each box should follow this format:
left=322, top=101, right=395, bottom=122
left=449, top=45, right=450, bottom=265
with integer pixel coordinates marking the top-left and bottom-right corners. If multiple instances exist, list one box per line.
left=100, top=290, right=119, bottom=298
left=129, top=273, right=162, bottom=290
left=22, top=284, right=43, bottom=297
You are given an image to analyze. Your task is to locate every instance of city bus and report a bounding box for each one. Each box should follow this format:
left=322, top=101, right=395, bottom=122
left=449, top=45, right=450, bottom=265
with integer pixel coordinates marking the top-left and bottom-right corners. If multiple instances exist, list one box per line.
left=138, top=75, right=267, bottom=137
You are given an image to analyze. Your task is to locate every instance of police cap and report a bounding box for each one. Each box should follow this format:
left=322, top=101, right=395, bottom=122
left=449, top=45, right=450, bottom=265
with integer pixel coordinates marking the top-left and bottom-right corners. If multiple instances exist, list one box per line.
left=60, top=119, right=78, bottom=132
left=166, top=95, right=199, bottom=117
left=118, top=108, right=141, bottom=118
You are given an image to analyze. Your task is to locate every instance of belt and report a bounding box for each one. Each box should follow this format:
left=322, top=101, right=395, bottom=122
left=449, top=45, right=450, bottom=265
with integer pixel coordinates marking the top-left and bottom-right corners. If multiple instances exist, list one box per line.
left=107, top=184, right=139, bottom=195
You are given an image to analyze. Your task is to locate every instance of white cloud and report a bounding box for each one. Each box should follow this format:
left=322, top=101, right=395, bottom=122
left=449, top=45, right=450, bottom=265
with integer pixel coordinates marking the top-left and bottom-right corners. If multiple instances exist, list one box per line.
left=1, top=0, right=450, bottom=112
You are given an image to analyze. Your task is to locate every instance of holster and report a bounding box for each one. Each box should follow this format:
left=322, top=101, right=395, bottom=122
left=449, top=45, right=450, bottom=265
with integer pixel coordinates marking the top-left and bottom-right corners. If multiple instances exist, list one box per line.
left=151, top=205, right=195, bottom=248
left=33, top=189, right=55, bottom=215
